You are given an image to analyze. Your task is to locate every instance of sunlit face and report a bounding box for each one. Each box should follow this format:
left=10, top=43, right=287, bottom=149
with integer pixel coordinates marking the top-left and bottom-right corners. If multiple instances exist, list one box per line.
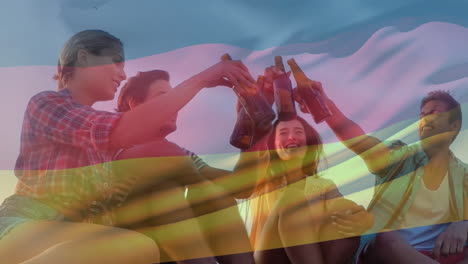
left=419, top=99, right=458, bottom=146
left=274, top=119, right=308, bottom=161
left=80, top=48, right=126, bottom=102
left=146, top=79, right=178, bottom=137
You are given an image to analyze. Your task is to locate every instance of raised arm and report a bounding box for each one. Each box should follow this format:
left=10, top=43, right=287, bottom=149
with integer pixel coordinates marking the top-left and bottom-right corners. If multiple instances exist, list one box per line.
left=191, top=67, right=279, bottom=199
left=296, top=80, right=393, bottom=174
left=111, top=60, right=255, bottom=150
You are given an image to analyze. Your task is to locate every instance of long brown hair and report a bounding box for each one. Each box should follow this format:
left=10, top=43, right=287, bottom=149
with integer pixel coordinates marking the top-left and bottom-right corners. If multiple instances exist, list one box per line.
left=247, top=115, right=325, bottom=247
left=265, top=116, right=324, bottom=187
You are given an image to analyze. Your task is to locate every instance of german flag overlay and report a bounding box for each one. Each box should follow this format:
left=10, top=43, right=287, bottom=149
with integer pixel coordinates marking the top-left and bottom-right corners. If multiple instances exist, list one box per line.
left=0, top=1, right=468, bottom=263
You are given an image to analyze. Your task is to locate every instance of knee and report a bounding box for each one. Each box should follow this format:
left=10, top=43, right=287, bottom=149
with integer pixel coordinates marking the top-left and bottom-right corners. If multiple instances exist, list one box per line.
left=123, top=231, right=160, bottom=263
left=371, top=231, right=403, bottom=253
left=57, top=230, right=159, bottom=264
left=98, top=228, right=160, bottom=263
left=374, top=231, right=399, bottom=246
left=319, top=237, right=360, bottom=264
left=137, top=235, right=160, bottom=263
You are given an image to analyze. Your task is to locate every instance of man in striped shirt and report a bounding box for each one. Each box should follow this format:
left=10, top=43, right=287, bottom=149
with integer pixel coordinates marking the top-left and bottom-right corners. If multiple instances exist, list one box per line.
left=113, top=70, right=256, bottom=264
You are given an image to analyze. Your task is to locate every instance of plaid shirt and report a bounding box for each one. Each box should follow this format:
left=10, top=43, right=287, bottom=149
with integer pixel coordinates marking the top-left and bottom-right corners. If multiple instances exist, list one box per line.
left=15, top=89, right=122, bottom=224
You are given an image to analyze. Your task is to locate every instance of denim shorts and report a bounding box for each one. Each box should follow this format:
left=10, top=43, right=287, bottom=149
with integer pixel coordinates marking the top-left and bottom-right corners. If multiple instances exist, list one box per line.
left=0, top=194, right=64, bottom=241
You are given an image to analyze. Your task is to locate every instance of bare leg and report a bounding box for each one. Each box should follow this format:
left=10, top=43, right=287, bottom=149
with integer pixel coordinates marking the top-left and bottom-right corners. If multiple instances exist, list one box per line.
left=255, top=188, right=325, bottom=264
left=254, top=213, right=324, bottom=264
left=362, top=230, right=437, bottom=264
left=114, top=141, right=217, bottom=263
left=318, top=220, right=360, bottom=264
left=140, top=184, right=217, bottom=263
left=114, top=180, right=217, bottom=263
left=253, top=212, right=299, bottom=264
left=319, top=237, right=359, bottom=264
left=0, top=220, right=158, bottom=264
left=186, top=182, right=254, bottom=264
left=117, top=140, right=253, bottom=263
left=253, top=190, right=294, bottom=264
left=255, top=247, right=293, bottom=264
left=278, top=190, right=325, bottom=264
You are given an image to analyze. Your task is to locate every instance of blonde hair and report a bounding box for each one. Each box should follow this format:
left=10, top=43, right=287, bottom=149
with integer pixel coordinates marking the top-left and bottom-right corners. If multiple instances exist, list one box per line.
left=53, top=29, right=123, bottom=90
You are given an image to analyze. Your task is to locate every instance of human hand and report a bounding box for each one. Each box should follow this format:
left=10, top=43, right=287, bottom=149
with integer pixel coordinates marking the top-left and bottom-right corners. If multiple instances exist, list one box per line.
left=293, top=80, right=327, bottom=114
left=433, top=221, right=468, bottom=259
left=235, top=74, right=266, bottom=113
left=199, top=60, right=256, bottom=91
left=330, top=205, right=374, bottom=237
left=259, top=65, right=285, bottom=105
left=236, top=65, right=282, bottom=111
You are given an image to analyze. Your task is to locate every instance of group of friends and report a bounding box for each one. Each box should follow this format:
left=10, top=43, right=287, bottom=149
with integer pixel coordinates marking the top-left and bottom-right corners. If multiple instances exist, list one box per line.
left=0, top=29, right=466, bottom=264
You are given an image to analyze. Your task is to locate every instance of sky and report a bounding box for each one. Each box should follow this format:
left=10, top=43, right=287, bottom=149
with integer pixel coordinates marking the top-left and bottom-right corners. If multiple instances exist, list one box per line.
left=1, top=0, right=468, bottom=206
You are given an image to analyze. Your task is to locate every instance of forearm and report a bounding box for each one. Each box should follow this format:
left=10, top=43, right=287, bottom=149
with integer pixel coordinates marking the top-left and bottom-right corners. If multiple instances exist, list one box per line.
left=326, top=106, right=365, bottom=141
left=322, top=98, right=394, bottom=172
left=324, top=99, right=370, bottom=153
left=111, top=74, right=205, bottom=148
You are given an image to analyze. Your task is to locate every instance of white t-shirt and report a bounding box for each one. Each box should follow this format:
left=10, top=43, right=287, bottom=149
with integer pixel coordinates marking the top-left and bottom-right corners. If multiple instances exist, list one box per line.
left=399, top=172, right=451, bottom=250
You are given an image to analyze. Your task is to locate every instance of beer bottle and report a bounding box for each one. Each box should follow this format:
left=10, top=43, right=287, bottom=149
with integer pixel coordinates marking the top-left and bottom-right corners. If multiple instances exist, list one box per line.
left=273, top=56, right=296, bottom=120
left=221, top=54, right=275, bottom=148
left=230, top=107, right=254, bottom=149
left=287, top=58, right=331, bottom=123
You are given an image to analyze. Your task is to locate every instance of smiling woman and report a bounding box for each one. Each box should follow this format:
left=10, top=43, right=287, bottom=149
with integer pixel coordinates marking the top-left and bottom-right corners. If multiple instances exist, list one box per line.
left=251, top=115, right=373, bottom=264
left=274, top=119, right=308, bottom=161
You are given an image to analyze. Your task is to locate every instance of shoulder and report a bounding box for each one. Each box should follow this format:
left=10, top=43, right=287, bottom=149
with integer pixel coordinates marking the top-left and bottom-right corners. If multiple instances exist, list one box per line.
left=30, top=90, right=67, bottom=103
left=27, top=90, right=74, bottom=110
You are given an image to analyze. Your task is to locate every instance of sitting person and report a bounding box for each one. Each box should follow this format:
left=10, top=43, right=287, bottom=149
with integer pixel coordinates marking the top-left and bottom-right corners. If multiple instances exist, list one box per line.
left=251, top=114, right=373, bottom=264
left=302, top=76, right=467, bottom=263
left=114, top=69, right=256, bottom=264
